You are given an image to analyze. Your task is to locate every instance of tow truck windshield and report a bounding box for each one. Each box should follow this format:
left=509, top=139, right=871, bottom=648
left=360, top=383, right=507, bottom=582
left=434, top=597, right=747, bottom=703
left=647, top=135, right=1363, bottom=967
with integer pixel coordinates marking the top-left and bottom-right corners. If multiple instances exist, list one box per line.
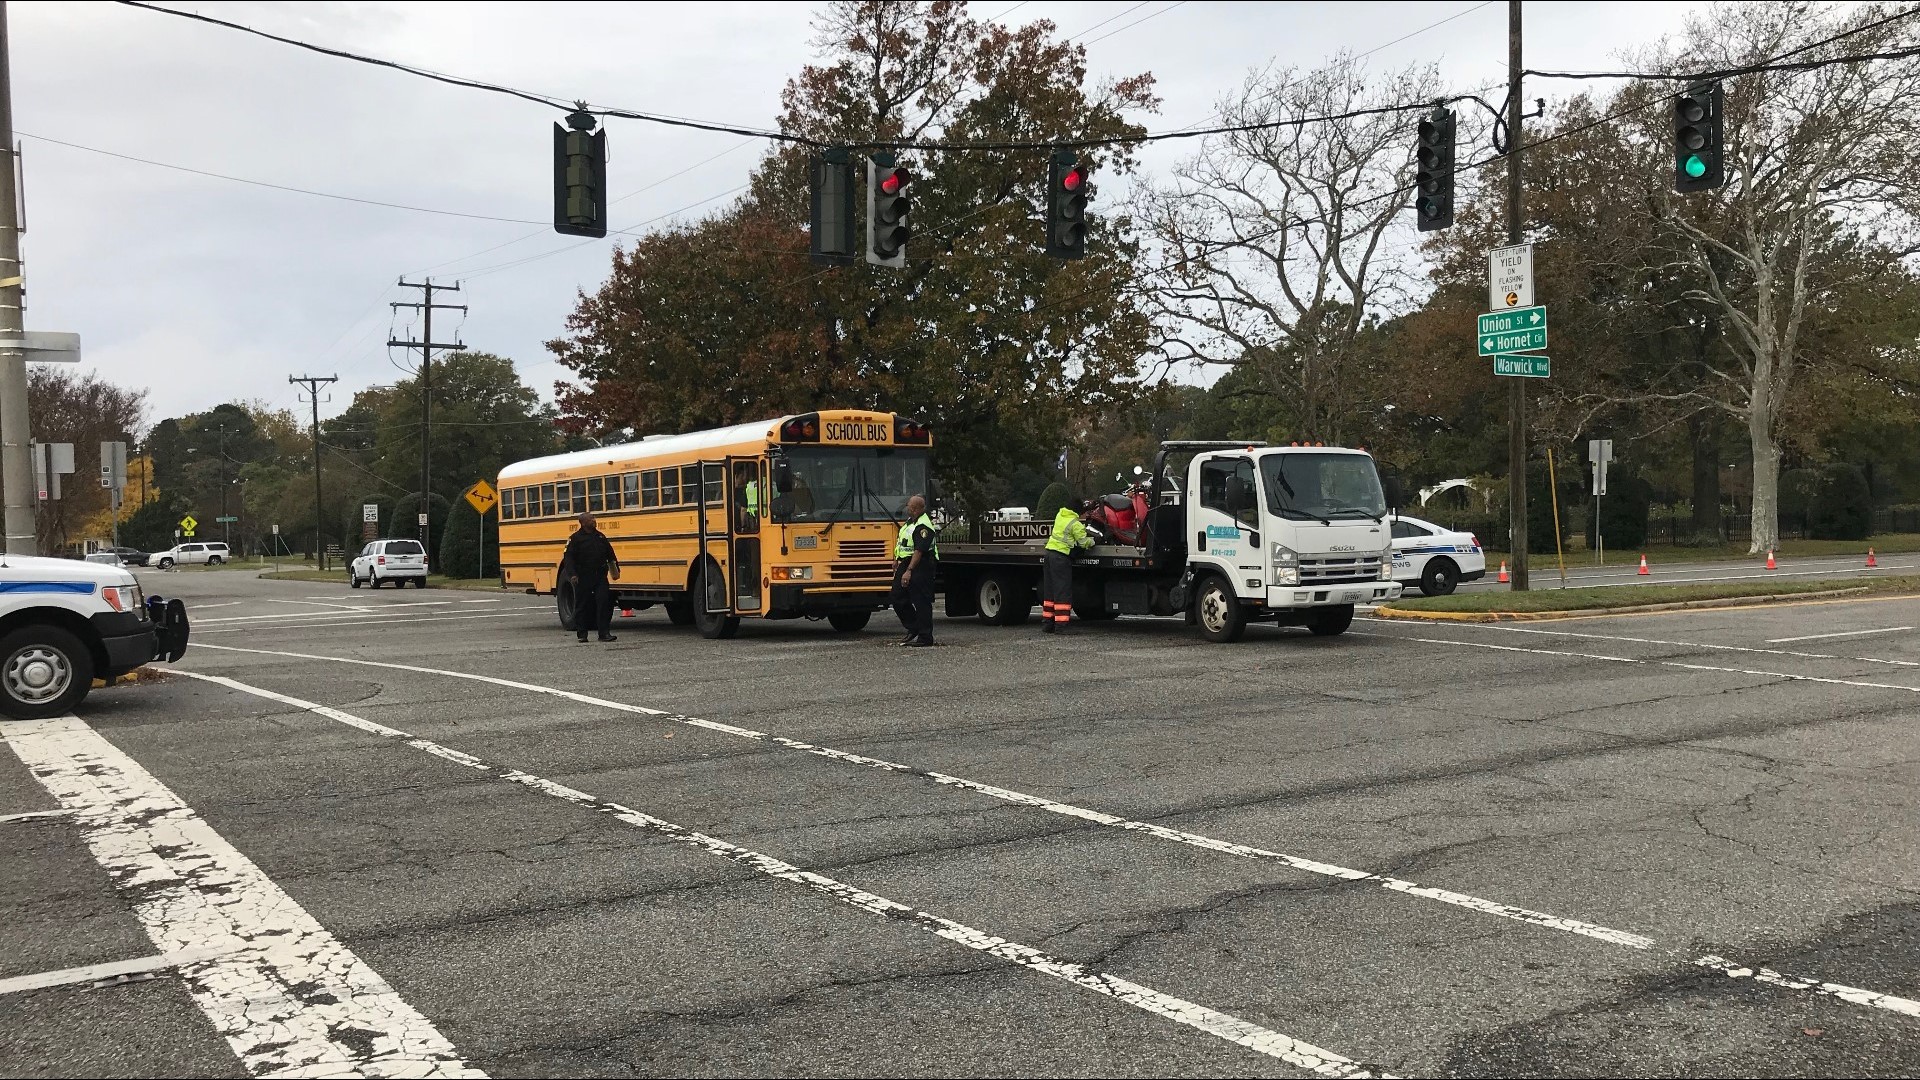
left=780, top=447, right=930, bottom=523
left=1261, top=453, right=1387, bottom=522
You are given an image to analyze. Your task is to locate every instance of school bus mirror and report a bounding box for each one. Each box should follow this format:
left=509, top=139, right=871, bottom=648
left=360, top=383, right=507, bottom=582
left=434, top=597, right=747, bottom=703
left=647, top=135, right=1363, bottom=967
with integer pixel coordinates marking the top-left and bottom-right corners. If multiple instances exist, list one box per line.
left=770, top=495, right=795, bottom=523
left=772, top=459, right=795, bottom=494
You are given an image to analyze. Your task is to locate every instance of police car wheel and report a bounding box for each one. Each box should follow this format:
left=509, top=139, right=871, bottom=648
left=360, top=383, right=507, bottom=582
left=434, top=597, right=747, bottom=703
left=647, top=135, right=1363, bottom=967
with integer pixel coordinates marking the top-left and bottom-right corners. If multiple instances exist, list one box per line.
left=1420, top=558, right=1459, bottom=596
left=0, top=626, right=95, bottom=720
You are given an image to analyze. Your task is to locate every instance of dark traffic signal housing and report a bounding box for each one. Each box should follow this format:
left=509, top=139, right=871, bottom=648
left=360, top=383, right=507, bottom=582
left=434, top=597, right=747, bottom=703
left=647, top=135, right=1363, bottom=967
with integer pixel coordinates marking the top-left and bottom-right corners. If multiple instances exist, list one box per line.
left=553, top=110, right=608, bottom=238
left=1674, top=81, right=1725, bottom=193
left=866, top=153, right=911, bottom=268
left=1046, top=149, right=1090, bottom=259
left=1414, top=107, right=1455, bottom=232
left=810, top=149, right=855, bottom=266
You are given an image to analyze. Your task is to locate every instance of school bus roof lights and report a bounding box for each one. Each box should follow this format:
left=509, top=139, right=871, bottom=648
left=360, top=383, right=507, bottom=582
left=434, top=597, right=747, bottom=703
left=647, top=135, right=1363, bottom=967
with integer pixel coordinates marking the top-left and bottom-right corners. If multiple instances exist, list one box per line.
left=780, top=416, right=821, bottom=442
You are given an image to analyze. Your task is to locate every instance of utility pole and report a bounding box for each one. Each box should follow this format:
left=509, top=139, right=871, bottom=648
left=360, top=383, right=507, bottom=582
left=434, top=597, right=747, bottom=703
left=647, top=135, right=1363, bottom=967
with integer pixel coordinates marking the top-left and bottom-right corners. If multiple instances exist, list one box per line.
left=389, top=279, right=465, bottom=554
left=217, top=423, right=229, bottom=546
left=289, top=374, right=337, bottom=568
left=1505, top=0, right=1529, bottom=590
left=0, top=3, right=32, bottom=556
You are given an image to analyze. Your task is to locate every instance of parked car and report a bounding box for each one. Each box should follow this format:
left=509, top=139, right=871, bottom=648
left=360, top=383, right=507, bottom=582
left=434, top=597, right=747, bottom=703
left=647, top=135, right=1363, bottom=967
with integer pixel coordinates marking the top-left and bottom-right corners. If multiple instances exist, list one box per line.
left=112, top=546, right=150, bottom=567
left=148, top=541, right=231, bottom=570
left=0, top=554, right=191, bottom=719
left=84, top=552, right=125, bottom=567
left=1390, top=514, right=1488, bottom=596
left=349, top=539, right=429, bottom=589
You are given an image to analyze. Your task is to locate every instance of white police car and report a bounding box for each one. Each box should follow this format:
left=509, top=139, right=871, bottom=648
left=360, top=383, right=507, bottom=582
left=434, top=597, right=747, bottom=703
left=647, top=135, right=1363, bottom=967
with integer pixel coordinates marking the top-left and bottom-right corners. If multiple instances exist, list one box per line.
left=1390, top=513, right=1488, bottom=595
left=0, top=554, right=190, bottom=719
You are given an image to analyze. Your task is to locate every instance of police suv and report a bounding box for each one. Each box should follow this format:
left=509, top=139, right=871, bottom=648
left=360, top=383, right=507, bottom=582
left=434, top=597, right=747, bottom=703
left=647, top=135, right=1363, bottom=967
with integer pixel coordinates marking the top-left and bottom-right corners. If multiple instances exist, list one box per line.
left=1389, top=513, right=1488, bottom=596
left=0, top=554, right=190, bottom=719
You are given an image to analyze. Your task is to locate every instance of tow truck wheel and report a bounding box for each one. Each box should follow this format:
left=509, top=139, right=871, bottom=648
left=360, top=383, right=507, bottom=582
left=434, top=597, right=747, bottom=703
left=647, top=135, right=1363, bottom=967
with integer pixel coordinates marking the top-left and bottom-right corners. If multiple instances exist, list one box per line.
left=1194, top=575, right=1246, bottom=643
left=1420, top=557, right=1459, bottom=596
left=976, top=572, right=1031, bottom=626
left=0, top=626, right=95, bottom=721
left=1308, top=605, right=1355, bottom=637
left=828, top=611, right=871, bottom=633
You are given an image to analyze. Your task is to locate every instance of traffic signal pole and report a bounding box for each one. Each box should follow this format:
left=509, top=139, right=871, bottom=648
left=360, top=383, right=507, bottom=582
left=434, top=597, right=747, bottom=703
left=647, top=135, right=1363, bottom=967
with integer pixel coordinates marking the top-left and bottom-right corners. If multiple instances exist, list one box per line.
left=0, top=3, right=33, bottom=556
left=1505, top=0, right=1529, bottom=590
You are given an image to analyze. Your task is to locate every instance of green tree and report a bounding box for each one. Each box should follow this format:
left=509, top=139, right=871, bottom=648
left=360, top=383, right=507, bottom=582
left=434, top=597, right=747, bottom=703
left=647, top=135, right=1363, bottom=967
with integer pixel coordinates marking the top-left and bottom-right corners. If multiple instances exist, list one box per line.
left=549, top=1, right=1160, bottom=523
left=437, top=499, right=495, bottom=579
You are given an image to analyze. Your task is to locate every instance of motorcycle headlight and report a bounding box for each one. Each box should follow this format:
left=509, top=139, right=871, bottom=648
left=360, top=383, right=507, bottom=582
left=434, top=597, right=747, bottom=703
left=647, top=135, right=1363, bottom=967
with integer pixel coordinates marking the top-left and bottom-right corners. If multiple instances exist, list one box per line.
left=1272, top=543, right=1300, bottom=587
left=1378, top=546, right=1395, bottom=581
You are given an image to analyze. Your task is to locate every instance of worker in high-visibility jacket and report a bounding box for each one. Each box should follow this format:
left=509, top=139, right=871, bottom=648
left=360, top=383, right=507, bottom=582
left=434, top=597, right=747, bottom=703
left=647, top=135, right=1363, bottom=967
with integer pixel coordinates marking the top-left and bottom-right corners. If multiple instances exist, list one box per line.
left=1042, top=501, right=1094, bottom=632
left=891, top=494, right=940, bottom=648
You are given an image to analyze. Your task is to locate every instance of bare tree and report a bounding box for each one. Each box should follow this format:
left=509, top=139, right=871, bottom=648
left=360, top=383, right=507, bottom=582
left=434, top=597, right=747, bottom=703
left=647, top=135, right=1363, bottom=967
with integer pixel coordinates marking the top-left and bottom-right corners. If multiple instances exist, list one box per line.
left=1653, top=2, right=1920, bottom=552
left=1140, top=55, right=1443, bottom=443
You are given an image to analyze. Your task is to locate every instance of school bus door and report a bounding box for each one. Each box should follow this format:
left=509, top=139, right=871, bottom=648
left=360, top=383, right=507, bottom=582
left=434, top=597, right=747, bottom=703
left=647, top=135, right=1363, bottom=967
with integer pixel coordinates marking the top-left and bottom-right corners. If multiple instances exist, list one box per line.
left=728, top=457, right=763, bottom=612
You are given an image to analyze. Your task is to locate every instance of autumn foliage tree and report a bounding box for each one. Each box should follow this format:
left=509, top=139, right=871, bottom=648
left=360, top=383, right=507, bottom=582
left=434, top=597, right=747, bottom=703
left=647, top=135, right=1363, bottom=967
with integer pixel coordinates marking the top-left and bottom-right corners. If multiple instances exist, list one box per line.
left=550, top=1, right=1160, bottom=514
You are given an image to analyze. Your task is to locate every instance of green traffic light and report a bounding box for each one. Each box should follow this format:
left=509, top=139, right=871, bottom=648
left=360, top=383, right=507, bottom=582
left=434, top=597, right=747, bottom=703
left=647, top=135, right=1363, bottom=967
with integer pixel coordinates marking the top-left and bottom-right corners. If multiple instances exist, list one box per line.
left=1685, top=154, right=1707, bottom=179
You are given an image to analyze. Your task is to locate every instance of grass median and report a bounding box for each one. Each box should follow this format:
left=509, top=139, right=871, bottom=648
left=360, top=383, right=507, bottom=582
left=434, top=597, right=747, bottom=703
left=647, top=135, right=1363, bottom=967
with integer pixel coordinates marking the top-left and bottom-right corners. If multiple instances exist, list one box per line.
left=1475, top=532, right=1920, bottom=568
left=1381, top=574, right=1920, bottom=615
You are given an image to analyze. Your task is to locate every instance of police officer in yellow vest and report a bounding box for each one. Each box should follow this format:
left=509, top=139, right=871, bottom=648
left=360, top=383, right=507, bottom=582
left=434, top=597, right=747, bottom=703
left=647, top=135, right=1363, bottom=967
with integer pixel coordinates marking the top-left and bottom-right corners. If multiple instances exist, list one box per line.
left=891, top=494, right=940, bottom=648
left=1042, top=500, right=1094, bottom=633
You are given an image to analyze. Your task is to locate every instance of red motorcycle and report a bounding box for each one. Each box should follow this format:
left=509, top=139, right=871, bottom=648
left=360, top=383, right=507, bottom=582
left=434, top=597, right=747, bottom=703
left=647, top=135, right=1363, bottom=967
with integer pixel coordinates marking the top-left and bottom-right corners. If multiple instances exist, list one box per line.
left=1084, top=470, right=1154, bottom=547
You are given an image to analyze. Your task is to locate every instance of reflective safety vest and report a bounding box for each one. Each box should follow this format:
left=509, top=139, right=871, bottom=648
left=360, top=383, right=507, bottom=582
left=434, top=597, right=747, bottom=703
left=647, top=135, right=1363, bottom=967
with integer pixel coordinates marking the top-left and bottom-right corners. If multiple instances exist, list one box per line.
left=895, top=513, right=939, bottom=561
left=1045, top=506, right=1091, bottom=555
left=745, top=480, right=759, bottom=515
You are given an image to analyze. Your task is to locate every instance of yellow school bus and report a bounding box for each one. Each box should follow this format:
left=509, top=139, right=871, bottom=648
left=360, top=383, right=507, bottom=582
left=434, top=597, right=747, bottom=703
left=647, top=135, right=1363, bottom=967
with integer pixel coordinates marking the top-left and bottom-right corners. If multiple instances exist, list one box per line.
left=496, top=410, right=933, bottom=638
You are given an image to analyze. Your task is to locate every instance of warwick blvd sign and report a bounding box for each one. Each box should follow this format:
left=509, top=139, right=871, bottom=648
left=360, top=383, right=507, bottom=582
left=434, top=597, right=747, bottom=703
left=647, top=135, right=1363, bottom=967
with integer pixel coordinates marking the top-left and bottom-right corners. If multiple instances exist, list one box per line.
left=1477, top=306, right=1547, bottom=357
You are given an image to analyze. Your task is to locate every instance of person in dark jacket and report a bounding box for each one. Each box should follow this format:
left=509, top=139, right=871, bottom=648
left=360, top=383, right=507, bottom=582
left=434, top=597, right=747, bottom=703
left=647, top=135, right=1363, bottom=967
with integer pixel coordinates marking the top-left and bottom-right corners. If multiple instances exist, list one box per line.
left=891, top=494, right=939, bottom=647
left=564, top=512, right=621, bottom=643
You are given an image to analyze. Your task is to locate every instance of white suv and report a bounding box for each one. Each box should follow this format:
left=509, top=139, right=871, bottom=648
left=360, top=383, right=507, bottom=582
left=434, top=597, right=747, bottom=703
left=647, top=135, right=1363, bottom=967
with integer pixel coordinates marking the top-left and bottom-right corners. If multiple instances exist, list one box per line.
left=350, top=539, right=429, bottom=589
left=149, top=542, right=231, bottom=570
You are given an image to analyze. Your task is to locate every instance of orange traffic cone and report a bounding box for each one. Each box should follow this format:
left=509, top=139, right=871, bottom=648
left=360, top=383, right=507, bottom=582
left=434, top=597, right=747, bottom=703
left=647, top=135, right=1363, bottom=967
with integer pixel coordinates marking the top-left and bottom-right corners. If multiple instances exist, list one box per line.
left=1498, top=560, right=1510, bottom=583
left=1866, top=548, right=1879, bottom=568
left=1638, top=554, right=1650, bottom=576
left=622, top=606, right=634, bottom=617
left=1765, top=549, right=1777, bottom=570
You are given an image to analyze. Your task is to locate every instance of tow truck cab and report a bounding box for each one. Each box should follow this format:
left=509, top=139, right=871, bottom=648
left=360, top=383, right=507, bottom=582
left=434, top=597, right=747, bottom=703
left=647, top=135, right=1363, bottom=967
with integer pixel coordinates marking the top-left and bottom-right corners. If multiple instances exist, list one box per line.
left=0, top=555, right=190, bottom=719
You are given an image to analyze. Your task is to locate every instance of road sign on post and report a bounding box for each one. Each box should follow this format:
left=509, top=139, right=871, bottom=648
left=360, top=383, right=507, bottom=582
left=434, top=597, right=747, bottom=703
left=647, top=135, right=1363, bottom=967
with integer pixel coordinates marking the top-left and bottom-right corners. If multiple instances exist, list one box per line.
left=1478, top=307, right=1547, bottom=356
left=362, top=503, right=379, bottom=523
left=1489, top=242, right=1534, bottom=310
left=178, top=514, right=198, bottom=534
left=464, top=479, right=498, bottom=515
left=1492, top=354, right=1550, bottom=378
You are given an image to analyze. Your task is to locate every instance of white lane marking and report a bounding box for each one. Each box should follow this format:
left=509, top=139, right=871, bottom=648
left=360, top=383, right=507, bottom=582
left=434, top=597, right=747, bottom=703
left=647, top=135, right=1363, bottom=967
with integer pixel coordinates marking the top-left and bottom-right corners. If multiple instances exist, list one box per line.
left=0, top=714, right=483, bottom=1078
left=457, top=599, right=503, bottom=604
left=1695, top=955, right=1920, bottom=1018
left=1, top=808, right=75, bottom=823
left=263, top=598, right=374, bottom=612
left=1386, top=622, right=1920, bottom=670
left=195, top=612, right=537, bottom=636
left=1766, top=626, right=1914, bottom=644
left=190, top=643, right=1651, bottom=951
left=181, top=672, right=1389, bottom=1079
left=193, top=601, right=244, bottom=610
left=1368, top=633, right=1920, bottom=695
left=0, top=948, right=227, bottom=996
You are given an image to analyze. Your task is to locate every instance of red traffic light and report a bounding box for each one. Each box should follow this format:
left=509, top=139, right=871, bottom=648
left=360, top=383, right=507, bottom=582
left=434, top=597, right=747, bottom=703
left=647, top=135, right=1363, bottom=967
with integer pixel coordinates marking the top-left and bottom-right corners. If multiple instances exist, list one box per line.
left=1062, top=167, right=1086, bottom=192
left=880, top=168, right=909, bottom=195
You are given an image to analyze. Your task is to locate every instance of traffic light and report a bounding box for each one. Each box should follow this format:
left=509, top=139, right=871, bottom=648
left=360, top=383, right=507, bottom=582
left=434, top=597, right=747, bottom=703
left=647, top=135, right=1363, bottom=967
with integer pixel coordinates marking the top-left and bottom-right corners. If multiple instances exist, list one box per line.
left=1414, top=107, right=1455, bottom=232
left=810, top=149, right=855, bottom=266
left=866, top=153, right=910, bottom=268
left=1674, top=81, right=1725, bottom=193
left=553, top=110, right=607, bottom=238
left=1046, top=150, right=1089, bottom=259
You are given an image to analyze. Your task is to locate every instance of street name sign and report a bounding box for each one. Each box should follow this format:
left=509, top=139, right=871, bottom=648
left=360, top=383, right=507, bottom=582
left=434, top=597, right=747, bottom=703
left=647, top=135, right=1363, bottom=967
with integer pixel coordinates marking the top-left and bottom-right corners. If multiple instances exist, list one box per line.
left=1492, top=354, right=1550, bottom=378
left=1477, top=306, right=1547, bottom=355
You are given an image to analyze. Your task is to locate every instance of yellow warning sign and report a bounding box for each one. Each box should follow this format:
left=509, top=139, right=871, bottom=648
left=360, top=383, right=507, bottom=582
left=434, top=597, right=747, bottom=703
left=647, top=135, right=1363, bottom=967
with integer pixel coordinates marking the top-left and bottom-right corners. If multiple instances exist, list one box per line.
left=178, top=514, right=198, bottom=534
left=464, top=479, right=498, bottom=515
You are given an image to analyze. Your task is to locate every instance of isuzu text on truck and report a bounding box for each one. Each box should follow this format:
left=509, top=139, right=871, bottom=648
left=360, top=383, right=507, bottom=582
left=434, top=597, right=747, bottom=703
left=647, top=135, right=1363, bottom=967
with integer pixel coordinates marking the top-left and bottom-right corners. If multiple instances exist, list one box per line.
left=939, top=441, right=1403, bottom=642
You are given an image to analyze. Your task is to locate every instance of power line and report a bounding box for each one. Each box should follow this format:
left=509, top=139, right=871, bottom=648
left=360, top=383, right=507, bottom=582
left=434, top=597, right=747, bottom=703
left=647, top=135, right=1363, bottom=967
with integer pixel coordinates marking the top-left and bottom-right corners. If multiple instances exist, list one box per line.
left=1081, top=1, right=1188, bottom=47
left=1356, top=0, right=1497, bottom=61
left=1066, top=2, right=1153, bottom=42
left=1526, top=44, right=1920, bottom=82
left=16, top=131, right=546, bottom=225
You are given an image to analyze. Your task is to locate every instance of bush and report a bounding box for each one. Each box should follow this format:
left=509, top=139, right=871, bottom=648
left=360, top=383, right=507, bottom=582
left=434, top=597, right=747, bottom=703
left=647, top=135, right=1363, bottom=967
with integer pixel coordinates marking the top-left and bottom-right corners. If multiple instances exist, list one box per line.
left=436, top=499, right=494, bottom=579
left=1586, top=471, right=1651, bottom=551
left=1808, top=463, right=1871, bottom=540
left=1036, top=481, right=1073, bottom=521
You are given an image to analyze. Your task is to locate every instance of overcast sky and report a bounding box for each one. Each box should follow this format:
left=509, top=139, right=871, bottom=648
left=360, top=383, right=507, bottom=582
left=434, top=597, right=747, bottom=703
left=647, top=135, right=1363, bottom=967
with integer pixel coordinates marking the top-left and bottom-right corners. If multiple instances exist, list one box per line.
left=13, top=0, right=1719, bottom=430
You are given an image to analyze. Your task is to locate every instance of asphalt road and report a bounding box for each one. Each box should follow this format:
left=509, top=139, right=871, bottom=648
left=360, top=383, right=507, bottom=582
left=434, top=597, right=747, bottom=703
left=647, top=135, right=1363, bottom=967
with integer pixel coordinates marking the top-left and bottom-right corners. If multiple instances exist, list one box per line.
left=4, top=568, right=1919, bottom=1078
left=1454, top=550, right=1916, bottom=592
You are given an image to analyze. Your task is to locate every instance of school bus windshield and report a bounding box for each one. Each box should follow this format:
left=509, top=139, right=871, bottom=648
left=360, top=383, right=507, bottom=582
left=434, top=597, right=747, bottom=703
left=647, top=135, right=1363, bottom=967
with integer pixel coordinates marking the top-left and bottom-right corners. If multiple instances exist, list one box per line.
left=780, top=447, right=929, bottom=523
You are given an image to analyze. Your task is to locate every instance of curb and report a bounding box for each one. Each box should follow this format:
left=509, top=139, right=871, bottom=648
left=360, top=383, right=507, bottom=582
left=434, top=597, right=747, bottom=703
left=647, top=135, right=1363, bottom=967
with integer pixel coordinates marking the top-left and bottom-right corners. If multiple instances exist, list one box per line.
left=1374, top=586, right=1872, bottom=623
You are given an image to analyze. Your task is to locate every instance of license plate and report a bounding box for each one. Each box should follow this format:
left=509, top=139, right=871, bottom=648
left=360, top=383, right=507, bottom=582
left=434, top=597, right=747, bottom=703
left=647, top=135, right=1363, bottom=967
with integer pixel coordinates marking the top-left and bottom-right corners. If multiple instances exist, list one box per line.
left=1340, top=590, right=1362, bottom=602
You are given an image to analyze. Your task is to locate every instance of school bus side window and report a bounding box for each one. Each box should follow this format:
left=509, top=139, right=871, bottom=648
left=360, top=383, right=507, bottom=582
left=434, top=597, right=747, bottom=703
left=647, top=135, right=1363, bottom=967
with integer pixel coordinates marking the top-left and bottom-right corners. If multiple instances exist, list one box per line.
left=660, top=469, right=678, bottom=505
left=557, top=483, right=573, bottom=516
left=587, top=476, right=604, bottom=512
left=642, top=470, right=660, bottom=507
left=572, top=480, right=587, bottom=511
left=623, top=472, right=639, bottom=508
left=681, top=466, right=702, bottom=506
left=540, top=484, right=557, bottom=517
